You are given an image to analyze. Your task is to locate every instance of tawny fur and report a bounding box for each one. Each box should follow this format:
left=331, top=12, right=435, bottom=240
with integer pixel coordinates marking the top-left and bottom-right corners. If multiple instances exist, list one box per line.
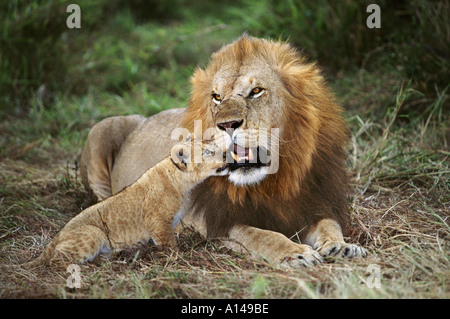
left=16, top=139, right=227, bottom=268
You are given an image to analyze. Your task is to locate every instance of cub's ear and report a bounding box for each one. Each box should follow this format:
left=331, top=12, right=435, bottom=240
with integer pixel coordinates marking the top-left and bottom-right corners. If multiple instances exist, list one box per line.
left=171, top=144, right=190, bottom=168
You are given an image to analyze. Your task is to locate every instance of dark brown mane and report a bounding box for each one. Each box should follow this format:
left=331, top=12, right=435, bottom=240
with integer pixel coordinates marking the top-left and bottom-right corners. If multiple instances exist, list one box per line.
left=184, top=36, right=350, bottom=240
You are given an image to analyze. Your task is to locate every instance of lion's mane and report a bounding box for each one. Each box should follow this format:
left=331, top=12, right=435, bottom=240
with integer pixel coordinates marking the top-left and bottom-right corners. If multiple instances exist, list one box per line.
left=182, top=36, right=350, bottom=240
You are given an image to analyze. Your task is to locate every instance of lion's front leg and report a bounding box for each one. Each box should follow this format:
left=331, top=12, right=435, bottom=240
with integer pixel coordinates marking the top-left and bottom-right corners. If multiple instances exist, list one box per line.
left=225, top=225, right=323, bottom=267
left=304, top=219, right=366, bottom=258
left=182, top=212, right=322, bottom=267
left=183, top=213, right=323, bottom=267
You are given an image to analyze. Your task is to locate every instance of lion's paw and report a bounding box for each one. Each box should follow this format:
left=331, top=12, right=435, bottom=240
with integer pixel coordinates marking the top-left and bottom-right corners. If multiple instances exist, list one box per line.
left=316, top=241, right=366, bottom=258
left=280, top=244, right=324, bottom=268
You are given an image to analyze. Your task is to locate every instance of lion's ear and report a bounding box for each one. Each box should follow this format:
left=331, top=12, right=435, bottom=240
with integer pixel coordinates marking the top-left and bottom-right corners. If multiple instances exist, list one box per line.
left=171, top=145, right=191, bottom=169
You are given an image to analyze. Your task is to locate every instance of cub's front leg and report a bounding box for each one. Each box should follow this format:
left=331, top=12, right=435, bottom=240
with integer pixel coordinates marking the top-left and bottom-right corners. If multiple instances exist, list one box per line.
left=144, top=214, right=178, bottom=248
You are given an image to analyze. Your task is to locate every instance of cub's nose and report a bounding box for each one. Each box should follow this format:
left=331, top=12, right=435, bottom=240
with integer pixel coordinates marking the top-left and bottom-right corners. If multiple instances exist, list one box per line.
left=217, top=119, right=243, bottom=131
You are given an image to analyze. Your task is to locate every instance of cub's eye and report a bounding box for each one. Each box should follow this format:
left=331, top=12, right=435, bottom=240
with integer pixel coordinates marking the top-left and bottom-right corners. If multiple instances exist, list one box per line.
left=203, top=149, right=213, bottom=156
left=212, top=93, right=222, bottom=104
left=249, top=87, right=264, bottom=98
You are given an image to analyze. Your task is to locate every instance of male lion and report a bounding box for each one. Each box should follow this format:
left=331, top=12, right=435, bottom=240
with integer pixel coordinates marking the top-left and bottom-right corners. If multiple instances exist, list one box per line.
left=80, top=35, right=365, bottom=267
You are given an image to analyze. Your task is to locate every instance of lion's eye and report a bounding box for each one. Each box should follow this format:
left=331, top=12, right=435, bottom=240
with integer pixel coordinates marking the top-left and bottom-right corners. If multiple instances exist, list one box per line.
left=212, top=93, right=222, bottom=104
left=249, top=87, right=264, bottom=98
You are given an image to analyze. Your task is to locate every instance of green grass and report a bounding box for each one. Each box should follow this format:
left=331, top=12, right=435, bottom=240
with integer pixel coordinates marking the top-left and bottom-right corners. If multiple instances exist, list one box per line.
left=0, top=0, right=449, bottom=299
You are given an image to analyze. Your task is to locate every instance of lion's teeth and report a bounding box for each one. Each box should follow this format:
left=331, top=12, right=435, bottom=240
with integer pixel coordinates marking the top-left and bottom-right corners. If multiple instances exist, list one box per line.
left=231, top=147, right=256, bottom=163
left=248, top=148, right=254, bottom=161
left=231, top=151, right=249, bottom=163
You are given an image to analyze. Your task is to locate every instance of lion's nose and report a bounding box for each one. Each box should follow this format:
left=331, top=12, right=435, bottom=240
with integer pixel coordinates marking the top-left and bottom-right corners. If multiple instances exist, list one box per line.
left=217, top=119, right=243, bottom=131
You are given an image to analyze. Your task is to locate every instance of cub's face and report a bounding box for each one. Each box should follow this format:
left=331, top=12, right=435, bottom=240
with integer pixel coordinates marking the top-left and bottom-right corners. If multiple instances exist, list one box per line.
left=171, top=133, right=230, bottom=179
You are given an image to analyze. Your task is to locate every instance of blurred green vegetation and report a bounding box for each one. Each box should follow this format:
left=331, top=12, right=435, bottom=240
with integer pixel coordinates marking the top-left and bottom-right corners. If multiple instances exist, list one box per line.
left=1, top=0, right=448, bottom=106
left=237, top=0, right=449, bottom=86
left=0, top=0, right=448, bottom=155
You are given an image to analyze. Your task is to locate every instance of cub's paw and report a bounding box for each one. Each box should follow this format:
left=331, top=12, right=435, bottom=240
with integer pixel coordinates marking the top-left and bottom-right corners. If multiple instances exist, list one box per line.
left=316, top=241, right=366, bottom=258
left=280, top=244, right=324, bottom=268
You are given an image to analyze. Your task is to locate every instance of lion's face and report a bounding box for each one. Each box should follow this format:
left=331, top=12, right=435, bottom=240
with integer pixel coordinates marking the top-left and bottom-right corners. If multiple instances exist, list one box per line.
left=201, top=48, right=286, bottom=186
left=210, top=58, right=284, bottom=186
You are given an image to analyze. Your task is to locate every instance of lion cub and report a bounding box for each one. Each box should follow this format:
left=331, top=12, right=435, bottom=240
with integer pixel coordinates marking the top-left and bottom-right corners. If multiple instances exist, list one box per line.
left=27, top=136, right=228, bottom=267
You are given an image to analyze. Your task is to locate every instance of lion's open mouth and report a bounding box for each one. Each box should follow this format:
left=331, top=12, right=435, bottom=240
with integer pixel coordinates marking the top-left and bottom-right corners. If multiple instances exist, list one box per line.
left=227, top=144, right=268, bottom=171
